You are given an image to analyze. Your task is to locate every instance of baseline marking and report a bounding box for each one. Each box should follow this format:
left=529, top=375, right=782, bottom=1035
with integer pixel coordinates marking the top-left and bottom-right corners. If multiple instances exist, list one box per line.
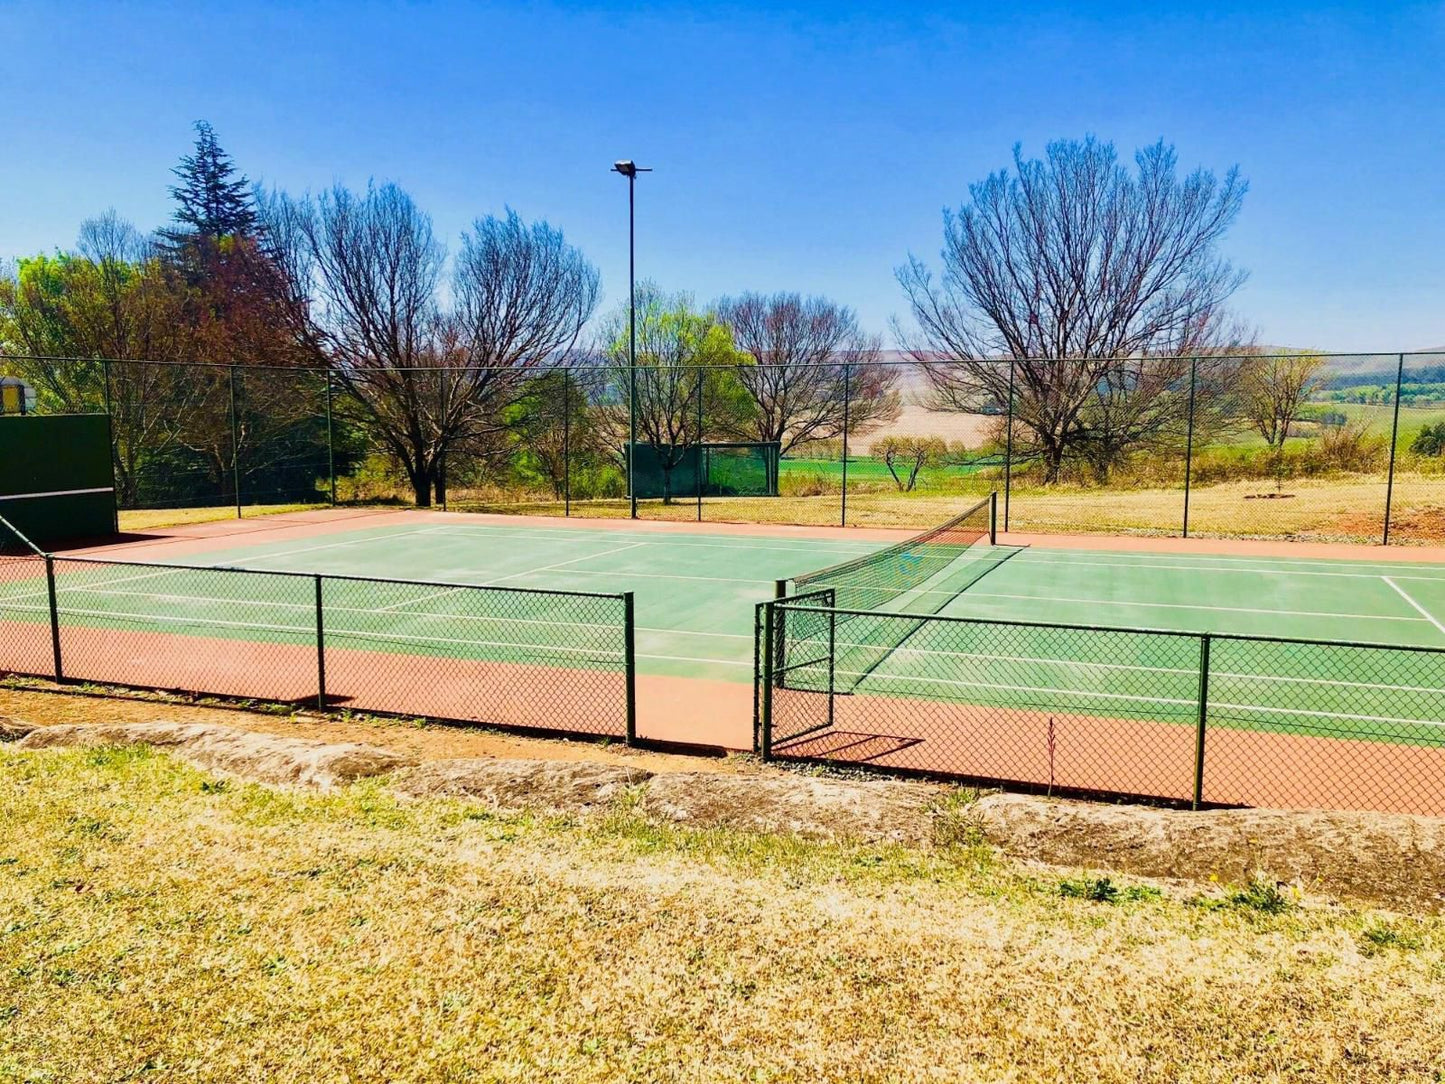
left=1383, top=577, right=1445, bottom=637
left=961, top=591, right=1424, bottom=624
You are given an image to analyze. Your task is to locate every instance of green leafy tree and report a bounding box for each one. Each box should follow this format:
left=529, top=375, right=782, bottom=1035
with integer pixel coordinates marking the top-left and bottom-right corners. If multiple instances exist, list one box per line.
left=601, top=285, right=753, bottom=503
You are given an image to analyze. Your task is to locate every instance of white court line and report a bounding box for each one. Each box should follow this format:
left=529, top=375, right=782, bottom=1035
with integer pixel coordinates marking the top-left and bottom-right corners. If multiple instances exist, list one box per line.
left=483, top=541, right=648, bottom=584
left=42, top=585, right=754, bottom=641
left=961, top=591, right=1424, bottom=624
left=1383, top=577, right=1445, bottom=637
left=1001, top=554, right=1429, bottom=581
left=375, top=587, right=465, bottom=613
left=212, top=524, right=454, bottom=564
left=19, top=602, right=621, bottom=659
left=423, top=524, right=879, bottom=557
left=507, top=566, right=777, bottom=586
left=842, top=669, right=1445, bottom=729
left=820, top=639, right=1445, bottom=696
left=1018, top=549, right=1445, bottom=577
left=0, top=563, right=201, bottom=608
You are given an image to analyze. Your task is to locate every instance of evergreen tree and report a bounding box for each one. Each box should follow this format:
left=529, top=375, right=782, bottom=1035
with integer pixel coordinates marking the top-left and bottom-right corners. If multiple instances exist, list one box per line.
left=160, top=121, right=257, bottom=248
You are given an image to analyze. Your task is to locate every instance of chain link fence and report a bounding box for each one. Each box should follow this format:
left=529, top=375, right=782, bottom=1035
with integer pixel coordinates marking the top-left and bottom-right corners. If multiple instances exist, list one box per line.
left=0, top=552, right=635, bottom=741
left=757, top=598, right=1445, bottom=816
left=3, top=350, right=1443, bottom=542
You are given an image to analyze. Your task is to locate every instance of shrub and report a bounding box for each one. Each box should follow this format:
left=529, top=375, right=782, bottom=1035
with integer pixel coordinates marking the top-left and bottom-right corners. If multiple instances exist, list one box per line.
left=1411, top=423, right=1445, bottom=457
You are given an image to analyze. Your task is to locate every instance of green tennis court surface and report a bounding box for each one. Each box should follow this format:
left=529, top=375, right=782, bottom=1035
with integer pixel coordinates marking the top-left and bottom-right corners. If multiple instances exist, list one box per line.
left=785, top=543, right=1445, bottom=748
left=8, top=514, right=1445, bottom=747
left=15, top=521, right=897, bottom=683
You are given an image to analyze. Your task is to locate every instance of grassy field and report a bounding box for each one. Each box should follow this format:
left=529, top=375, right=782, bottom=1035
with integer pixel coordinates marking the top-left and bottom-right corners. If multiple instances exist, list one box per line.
left=2, top=744, right=1443, bottom=1083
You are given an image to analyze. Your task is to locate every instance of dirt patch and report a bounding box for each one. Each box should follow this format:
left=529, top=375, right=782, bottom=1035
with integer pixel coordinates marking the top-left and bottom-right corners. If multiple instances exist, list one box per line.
left=975, top=793, right=1445, bottom=914
left=0, top=716, right=36, bottom=741
left=17, top=721, right=414, bottom=789
left=640, top=771, right=944, bottom=844
left=0, top=686, right=751, bottom=775
left=9, top=688, right=1445, bottom=913
left=393, top=758, right=651, bottom=815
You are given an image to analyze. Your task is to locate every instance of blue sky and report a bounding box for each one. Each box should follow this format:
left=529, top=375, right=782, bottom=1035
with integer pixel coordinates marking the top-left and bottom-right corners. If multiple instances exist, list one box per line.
left=1, top=1, right=1441, bottom=351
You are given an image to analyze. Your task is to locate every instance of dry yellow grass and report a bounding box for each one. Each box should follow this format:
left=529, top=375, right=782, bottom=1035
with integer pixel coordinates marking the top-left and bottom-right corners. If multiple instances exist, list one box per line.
left=464, top=473, right=1445, bottom=542
left=2, top=744, right=1443, bottom=1082
left=117, top=503, right=327, bottom=532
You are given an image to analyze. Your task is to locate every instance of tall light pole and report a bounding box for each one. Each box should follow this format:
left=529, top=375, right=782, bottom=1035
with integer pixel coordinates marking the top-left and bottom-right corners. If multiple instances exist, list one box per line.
left=613, top=159, right=650, bottom=519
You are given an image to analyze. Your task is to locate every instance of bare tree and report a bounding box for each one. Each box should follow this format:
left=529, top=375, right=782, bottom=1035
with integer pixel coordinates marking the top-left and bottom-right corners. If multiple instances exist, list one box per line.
left=873, top=435, right=947, bottom=492
left=1241, top=352, right=1325, bottom=448
left=714, top=292, right=900, bottom=455
left=897, top=138, right=1252, bottom=482
left=260, top=187, right=599, bottom=506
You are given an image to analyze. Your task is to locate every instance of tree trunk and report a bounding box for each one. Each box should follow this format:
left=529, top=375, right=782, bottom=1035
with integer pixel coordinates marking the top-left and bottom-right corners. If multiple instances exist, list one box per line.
left=409, top=464, right=433, bottom=508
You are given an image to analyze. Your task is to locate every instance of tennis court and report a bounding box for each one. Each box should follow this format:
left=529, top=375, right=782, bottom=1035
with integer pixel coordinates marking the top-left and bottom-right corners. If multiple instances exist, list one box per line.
left=766, top=515, right=1445, bottom=813
left=0, top=510, right=902, bottom=748
left=5, top=501, right=1445, bottom=811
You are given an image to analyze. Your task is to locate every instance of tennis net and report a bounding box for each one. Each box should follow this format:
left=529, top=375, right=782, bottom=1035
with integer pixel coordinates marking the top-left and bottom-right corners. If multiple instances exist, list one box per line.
left=781, top=492, right=1015, bottom=694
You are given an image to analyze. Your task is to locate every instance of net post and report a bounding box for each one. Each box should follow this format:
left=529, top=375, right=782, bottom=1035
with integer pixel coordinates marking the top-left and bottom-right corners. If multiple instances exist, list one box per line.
left=1182, top=357, right=1198, bottom=538
left=45, top=555, right=63, bottom=682
left=759, top=600, right=776, bottom=761
left=1383, top=352, right=1405, bottom=545
left=989, top=491, right=998, bottom=545
left=1193, top=633, right=1211, bottom=810
left=314, top=574, right=327, bottom=710
left=623, top=591, right=637, bottom=745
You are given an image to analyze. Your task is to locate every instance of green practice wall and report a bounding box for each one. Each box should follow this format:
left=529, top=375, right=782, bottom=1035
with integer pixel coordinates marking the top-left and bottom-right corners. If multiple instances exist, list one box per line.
left=0, top=414, right=115, bottom=544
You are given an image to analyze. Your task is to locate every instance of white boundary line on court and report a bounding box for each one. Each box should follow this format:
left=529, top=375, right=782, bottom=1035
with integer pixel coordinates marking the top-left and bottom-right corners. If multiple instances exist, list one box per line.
left=821, top=638, right=1445, bottom=696
left=483, top=541, right=648, bottom=584
left=1017, top=548, right=1445, bottom=576
left=1382, top=577, right=1445, bottom=637
left=841, top=669, right=1445, bottom=729
left=960, top=590, right=1427, bottom=624
left=421, top=523, right=881, bottom=557
left=1004, top=553, right=1445, bottom=582
left=0, top=598, right=748, bottom=668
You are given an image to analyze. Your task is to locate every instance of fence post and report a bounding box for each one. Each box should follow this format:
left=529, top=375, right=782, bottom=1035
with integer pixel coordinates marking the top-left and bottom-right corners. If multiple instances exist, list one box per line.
left=228, top=365, right=242, bottom=519
left=563, top=369, right=571, bottom=517
left=1193, top=634, right=1211, bottom=810
left=752, top=603, right=763, bottom=753
left=623, top=591, right=637, bottom=745
left=1182, top=357, right=1198, bottom=538
left=314, top=574, right=327, bottom=710
left=102, top=359, right=119, bottom=531
left=841, top=362, right=851, bottom=528
left=1383, top=353, right=1406, bottom=545
left=826, top=605, right=837, bottom=730
left=696, top=375, right=704, bottom=523
left=759, top=600, right=776, bottom=761
left=773, top=580, right=789, bottom=692
left=1003, top=359, right=1016, bottom=533
left=325, top=373, right=337, bottom=507
left=45, top=556, right=63, bottom=682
